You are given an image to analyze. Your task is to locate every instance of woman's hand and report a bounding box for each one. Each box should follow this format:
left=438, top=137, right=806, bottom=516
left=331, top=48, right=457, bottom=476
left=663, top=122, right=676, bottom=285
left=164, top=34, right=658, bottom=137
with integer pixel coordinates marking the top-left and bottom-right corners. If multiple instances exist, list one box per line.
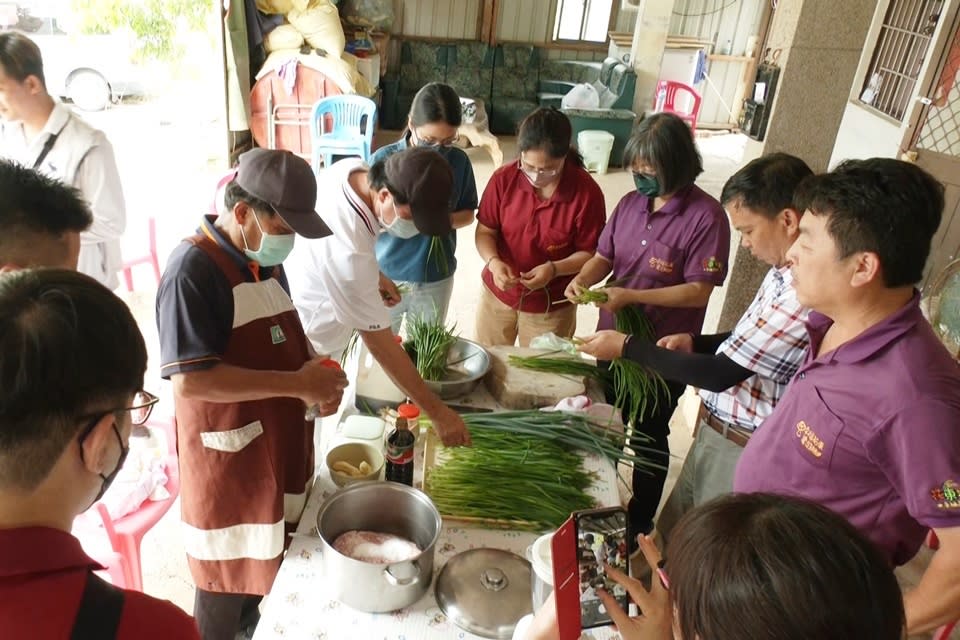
left=577, top=331, right=628, bottom=360
left=564, top=278, right=587, bottom=302
left=520, top=262, right=555, bottom=291
left=595, top=287, right=635, bottom=313
left=596, top=535, right=673, bottom=640
left=489, top=257, right=520, bottom=291
left=656, top=333, right=694, bottom=352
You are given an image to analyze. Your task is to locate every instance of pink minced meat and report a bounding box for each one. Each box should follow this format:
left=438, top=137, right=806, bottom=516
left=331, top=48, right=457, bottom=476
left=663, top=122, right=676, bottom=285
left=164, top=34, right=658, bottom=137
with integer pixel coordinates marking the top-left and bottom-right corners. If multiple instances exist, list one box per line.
left=332, top=530, right=422, bottom=564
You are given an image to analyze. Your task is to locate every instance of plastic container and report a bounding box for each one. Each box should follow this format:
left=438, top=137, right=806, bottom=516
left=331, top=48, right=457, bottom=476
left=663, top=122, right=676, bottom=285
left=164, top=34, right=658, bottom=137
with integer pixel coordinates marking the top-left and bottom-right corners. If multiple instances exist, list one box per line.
left=525, top=532, right=554, bottom=612
left=342, top=415, right=386, bottom=446
left=577, top=130, right=615, bottom=175
left=355, top=334, right=406, bottom=411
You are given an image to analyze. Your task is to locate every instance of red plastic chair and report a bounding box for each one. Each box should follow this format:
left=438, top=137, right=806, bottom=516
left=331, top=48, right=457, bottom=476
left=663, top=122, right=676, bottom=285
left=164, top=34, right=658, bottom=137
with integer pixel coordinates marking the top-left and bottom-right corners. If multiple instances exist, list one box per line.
left=120, top=217, right=161, bottom=292
left=93, top=417, right=180, bottom=592
left=926, top=531, right=958, bottom=640
left=653, top=80, right=702, bottom=132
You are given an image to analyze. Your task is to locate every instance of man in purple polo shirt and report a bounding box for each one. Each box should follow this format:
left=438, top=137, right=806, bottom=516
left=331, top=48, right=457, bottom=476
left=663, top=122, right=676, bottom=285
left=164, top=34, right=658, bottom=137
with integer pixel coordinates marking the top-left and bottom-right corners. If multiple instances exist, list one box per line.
left=734, top=158, right=960, bottom=634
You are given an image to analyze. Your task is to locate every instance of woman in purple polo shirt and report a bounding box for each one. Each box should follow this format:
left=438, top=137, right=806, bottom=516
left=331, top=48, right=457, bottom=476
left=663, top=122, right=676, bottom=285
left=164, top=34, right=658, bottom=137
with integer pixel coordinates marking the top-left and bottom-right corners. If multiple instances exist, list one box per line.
left=566, top=113, right=731, bottom=537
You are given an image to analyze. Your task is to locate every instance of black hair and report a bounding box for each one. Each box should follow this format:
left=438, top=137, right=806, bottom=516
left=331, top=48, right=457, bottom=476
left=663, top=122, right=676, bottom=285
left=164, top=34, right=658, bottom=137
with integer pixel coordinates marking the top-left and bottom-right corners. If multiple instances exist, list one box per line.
left=623, top=113, right=702, bottom=195
left=410, top=82, right=462, bottom=128
left=0, top=269, right=147, bottom=490
left=367, top=158, right=409, bottom=206
left=794, top=157, right=944, bottom=287
left=0, top=31, right=45, bottom=86
left=223, top=178, right=277, bottom=217
left=669, top=493, right=905, bottom=640
left=721, top=153, right=814, bottom=219
left=517, top=107, right=583, bottom=167
left=0, top=160, right=92, bottom=266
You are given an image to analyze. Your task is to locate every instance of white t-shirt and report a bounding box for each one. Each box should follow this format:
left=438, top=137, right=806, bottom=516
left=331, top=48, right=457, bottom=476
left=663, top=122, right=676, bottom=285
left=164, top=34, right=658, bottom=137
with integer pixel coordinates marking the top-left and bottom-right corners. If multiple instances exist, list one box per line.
left=1, top=102, right=126, bottom=288
left=286, top=158, right=391, bottom=356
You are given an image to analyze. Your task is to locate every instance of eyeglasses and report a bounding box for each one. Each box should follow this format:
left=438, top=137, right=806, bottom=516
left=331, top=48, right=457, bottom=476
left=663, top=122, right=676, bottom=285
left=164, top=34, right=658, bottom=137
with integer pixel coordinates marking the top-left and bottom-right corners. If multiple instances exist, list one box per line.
left=413, top=128, right=458, bottom=148
left=518, top=159, right=563, bottom=178
left=126, top=390, right=160, bottom=426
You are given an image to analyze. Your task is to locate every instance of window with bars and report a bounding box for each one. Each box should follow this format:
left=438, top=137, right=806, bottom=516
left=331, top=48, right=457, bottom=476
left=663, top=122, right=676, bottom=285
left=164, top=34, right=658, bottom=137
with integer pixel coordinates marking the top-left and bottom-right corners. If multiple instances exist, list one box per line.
left=858, top=0, right=944, bottom=121
left=553, top=0, right=616, bottom=44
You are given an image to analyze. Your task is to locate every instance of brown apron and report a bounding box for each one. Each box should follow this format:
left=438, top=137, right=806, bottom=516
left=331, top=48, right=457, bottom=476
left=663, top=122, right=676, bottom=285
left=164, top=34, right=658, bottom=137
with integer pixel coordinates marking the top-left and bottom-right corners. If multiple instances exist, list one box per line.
left=175, top=234, right=314, bottom=595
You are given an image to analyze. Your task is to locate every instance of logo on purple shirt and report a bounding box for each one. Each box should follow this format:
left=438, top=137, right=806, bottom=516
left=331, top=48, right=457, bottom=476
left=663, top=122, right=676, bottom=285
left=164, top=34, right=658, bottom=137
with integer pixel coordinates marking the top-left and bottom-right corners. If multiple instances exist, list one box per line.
left=931, top=480, right=960, bottom=509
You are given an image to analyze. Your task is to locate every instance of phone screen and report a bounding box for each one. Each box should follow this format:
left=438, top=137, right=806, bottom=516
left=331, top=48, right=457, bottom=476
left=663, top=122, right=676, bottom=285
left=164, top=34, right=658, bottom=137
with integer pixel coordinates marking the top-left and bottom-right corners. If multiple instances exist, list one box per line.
left=574, top=508, right=629, bottom=629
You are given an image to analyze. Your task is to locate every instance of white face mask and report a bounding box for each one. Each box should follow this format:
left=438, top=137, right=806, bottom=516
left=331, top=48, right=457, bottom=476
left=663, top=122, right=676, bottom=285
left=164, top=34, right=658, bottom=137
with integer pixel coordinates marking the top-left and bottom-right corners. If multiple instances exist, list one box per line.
left=383, top=201, right=420, bottom=239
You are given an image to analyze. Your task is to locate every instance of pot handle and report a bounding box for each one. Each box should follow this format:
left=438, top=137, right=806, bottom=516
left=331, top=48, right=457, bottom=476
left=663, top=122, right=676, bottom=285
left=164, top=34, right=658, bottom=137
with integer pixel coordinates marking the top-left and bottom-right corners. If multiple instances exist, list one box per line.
left=384, top=560, right=421, bottom=587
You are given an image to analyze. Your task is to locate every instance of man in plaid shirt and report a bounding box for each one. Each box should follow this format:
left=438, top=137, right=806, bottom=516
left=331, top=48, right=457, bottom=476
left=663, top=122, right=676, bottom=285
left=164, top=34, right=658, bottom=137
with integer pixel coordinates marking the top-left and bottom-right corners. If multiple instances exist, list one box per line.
left=579, top=153, right=813, bottom=545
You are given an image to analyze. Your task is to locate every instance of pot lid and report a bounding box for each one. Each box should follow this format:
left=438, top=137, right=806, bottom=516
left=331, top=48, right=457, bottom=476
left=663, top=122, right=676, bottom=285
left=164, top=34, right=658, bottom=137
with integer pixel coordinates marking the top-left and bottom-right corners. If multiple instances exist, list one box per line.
left=435, top=548, right=533, bottom=639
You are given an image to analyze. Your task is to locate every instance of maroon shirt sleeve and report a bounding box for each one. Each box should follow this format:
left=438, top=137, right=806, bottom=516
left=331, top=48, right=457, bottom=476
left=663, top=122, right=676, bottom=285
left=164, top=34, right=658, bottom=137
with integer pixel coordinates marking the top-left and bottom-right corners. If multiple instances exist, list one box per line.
left=865, top=400, right=960, bottom=530
left=681, top=202, right=731, bottom=286
left=477, top=166, right=507, bottom=231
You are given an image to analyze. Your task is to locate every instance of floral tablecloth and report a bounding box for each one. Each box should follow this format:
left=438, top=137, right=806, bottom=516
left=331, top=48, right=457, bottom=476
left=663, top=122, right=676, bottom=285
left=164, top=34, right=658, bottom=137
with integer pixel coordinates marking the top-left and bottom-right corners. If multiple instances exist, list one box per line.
left=254, top=385, right=624, bottom=640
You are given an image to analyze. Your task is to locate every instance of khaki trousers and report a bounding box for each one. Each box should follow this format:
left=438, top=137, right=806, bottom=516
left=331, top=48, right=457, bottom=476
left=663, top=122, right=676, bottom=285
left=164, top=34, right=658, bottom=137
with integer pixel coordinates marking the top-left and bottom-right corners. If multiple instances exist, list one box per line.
left=475, top=285, right=577, bottom=347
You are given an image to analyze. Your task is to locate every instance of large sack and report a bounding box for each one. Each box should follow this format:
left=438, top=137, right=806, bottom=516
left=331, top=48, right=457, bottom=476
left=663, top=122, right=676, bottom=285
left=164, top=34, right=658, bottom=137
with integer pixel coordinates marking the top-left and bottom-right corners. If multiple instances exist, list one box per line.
left=256, top=0, right=295, bottom=14
left=339, top=0, right=394, bottom=30
left=288, top=0, right=345, bottom=59
left=561, top=83, right=600, bottom=109
left=264, top=24, right=305, bottom=53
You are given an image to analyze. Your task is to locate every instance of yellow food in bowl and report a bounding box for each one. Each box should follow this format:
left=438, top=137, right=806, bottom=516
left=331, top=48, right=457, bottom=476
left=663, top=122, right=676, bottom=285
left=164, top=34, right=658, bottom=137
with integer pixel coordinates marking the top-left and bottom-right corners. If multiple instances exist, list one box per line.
left=326, top=442, right=384, bottom=487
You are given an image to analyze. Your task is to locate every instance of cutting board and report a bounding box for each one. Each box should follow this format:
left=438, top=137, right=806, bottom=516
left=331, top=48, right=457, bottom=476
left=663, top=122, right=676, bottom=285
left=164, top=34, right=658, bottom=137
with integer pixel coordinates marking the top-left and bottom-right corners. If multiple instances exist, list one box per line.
left=483, top=345, right=587, bottom=409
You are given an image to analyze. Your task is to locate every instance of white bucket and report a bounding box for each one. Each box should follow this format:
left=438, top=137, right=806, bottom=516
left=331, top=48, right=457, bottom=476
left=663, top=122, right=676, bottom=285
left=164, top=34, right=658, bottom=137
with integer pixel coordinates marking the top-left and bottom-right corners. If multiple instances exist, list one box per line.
left=578, top=130, right=615, bottom=175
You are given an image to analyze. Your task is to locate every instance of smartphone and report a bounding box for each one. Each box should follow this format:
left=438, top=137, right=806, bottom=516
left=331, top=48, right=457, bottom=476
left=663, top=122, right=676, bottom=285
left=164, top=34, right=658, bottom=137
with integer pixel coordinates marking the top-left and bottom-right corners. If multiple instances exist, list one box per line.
left=573, top=507, right=630, bottom=629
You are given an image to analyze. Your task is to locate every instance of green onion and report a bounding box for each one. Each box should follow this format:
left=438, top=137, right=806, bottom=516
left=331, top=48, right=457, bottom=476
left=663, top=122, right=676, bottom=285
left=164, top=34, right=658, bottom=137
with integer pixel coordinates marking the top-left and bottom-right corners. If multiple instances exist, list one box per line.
left=423, top=410, right=666, bottom=530
left=507, top=354, right=612, bottom=384
left=407, top=316, right=457, bottom=381
left=426, top=236, right=449, bottom=279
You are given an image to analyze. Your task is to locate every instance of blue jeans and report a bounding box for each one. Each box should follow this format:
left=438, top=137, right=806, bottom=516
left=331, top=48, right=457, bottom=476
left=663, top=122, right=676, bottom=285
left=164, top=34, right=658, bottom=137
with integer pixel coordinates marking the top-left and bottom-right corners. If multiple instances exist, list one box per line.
left=389, top=275, right=455, bottom=334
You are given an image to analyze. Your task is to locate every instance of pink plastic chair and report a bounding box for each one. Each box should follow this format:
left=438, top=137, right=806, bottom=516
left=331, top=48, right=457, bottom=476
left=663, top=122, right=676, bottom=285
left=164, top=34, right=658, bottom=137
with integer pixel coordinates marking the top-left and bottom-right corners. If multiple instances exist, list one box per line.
left=93, top=417, right=180, bottom=592
left=121, top=217, right=161, bottom=291
left=653, top=80, right=702, bottom=132
left=926, top=531, right=959, bottom=640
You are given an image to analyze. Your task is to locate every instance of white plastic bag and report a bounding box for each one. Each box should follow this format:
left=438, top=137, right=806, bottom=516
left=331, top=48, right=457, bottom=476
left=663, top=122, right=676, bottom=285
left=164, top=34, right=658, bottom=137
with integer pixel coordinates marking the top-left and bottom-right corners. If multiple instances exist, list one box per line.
left=561, top=83, right=600, bottom=110
left=529, top=331, right=579, bottom=355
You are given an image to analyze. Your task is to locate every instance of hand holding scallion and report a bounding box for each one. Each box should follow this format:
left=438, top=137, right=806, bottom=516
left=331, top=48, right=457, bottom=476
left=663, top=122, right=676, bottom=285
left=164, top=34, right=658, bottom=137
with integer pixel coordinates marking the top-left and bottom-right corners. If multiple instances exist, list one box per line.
left=378, top=272, right=402, bottom=307
left=596, top=535, right=673, bottom=640
left=564, top=278, right=589, bottom=302
left=488, top=257, right=520, bottom=291
left=577, top=330, right=629, bottom=360
left=429, top=405, right=472, bottom=447
left=519, top=261, right=555, bottom=290
left=595, top=287, right=633, bottom=313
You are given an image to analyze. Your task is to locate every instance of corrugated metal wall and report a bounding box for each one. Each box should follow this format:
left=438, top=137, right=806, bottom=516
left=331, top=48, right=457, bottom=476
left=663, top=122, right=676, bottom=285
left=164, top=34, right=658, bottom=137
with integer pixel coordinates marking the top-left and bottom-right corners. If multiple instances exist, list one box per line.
left=392, top=0, right=482, bottom=39
left=668, top=0, right=765, bottom=125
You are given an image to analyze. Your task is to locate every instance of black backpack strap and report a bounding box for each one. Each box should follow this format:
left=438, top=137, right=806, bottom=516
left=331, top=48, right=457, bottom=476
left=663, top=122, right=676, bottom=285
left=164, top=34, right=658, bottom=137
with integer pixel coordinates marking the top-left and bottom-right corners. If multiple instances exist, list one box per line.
left=70, top=571, right=126, bottom=640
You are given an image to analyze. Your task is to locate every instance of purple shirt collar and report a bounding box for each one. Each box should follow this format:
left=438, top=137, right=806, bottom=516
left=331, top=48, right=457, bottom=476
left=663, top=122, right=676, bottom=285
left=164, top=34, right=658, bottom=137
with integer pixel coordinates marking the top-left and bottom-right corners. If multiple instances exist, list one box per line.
left=805, top=290, right=922, bottom=366
left=634, top=184, right=696, bottom=217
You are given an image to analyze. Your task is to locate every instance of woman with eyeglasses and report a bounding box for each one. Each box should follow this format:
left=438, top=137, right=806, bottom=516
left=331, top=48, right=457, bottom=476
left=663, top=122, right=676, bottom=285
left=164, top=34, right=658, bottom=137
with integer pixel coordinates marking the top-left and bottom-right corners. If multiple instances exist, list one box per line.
left=564, top=113, right=730, bottom=541
left=371, top=82, right=478, bottom=332
left=475, top=107, right=606, bottom=346
left=516, top=494, right=906, bottom=640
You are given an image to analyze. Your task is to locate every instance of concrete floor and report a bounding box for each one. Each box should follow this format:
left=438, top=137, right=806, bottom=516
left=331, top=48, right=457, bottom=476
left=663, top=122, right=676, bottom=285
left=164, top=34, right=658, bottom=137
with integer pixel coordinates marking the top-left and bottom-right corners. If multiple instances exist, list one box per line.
left=111, top=128, right=951, bottom=639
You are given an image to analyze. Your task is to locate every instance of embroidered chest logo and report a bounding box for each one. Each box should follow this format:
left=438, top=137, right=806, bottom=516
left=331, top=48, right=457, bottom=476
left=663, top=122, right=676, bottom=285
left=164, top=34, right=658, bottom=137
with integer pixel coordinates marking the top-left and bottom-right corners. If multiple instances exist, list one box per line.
left=547, top=241, right=570, bottom=253
left=795, top=420, right=825, bottom=458
left=270, top=324, right=286, bottom=345
left=931, top=480, right=960, bottom=509
left=702, top=256, right=723, bottom=273
left=648, top=256, right=674, bottom=273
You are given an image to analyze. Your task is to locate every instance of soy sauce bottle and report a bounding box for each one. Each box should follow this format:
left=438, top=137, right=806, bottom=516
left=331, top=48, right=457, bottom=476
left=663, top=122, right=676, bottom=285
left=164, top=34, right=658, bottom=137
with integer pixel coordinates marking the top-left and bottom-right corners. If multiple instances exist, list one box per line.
left=385, top=416, right=415, bottom=486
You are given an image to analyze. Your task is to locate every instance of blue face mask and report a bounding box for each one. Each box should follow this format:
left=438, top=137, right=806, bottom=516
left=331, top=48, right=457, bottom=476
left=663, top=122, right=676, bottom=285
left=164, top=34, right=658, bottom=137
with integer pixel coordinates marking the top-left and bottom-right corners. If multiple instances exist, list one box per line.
left=240, top=210, right=296, bottom=266
left=384, top=201, right=420, bottom=239
left=633, top=172, right=661, bottom=197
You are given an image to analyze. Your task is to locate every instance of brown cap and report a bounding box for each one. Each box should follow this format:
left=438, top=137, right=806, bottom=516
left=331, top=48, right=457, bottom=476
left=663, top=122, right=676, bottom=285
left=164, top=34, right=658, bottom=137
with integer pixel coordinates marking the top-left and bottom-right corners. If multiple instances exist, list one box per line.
left=383, top=147, right=454, bottom=236
left=235, top=148, right=332, bottom=239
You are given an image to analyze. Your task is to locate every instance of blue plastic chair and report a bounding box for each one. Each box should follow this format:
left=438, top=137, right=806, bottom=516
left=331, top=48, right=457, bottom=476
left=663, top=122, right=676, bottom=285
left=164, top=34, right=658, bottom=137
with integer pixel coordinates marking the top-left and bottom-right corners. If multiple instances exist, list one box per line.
left=310, top=95, right=378, bottom=172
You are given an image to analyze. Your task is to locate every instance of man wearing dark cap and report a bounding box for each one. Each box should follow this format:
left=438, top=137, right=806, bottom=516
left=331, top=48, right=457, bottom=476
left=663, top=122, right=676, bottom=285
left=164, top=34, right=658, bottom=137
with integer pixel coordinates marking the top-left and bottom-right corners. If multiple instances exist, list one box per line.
left=287, top=146, right=471, bottom=447
left=156, top=148, right=349, bottom=640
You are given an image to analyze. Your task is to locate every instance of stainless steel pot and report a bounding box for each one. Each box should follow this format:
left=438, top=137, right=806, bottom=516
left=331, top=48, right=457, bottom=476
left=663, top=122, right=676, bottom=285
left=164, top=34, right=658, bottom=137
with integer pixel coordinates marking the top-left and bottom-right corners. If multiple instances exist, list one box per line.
left=315, top=482, right=441, bottom=612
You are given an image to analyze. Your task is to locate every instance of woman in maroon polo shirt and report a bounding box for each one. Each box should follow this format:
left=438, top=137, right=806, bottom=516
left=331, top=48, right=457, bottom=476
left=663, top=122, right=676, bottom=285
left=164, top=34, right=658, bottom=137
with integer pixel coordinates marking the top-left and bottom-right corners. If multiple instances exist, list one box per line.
left=565, top=113, right=731, bottom=538
left=475, top=107, right=606, bottom=346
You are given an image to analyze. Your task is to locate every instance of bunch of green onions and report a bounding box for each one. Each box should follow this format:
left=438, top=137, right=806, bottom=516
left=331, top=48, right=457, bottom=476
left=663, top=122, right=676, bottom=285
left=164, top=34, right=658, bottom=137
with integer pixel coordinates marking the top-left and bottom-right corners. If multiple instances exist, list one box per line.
left=407, top=316, right=457, bottom=381
left=424, top=411, right=665, bottom=530
left=507, top=353, right=612, bottom=385
left=426, top=236, right=449, bottom=279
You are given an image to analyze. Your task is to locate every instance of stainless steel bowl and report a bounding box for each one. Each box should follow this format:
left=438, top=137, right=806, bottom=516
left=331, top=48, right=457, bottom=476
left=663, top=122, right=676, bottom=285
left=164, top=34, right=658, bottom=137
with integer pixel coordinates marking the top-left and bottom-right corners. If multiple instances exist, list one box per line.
left=423, top=338, right=491, bottom=400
